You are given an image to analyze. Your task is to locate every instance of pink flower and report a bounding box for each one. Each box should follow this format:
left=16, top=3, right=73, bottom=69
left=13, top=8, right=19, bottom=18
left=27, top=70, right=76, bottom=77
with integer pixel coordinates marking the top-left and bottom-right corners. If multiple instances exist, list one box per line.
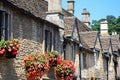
left=56, top=60, right=75, bottom=80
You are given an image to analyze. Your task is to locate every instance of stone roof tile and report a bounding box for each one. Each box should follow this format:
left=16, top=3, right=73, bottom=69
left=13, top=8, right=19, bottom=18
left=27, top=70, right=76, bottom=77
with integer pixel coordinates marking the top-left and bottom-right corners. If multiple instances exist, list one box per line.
left=5, top=0, right=93, bottom=51
left=6, top=0, right=48, bottom=19
left=111, top=35, right=120, bottom=51
left=64, top=17, right=75, bottom=36
left=62, top=9, right=74, bottom=17
left=77, top=19, right=91, bottom=32
left=6, top=0, right=74, bottom=19
left=64, top=17, right=91, bottom=36
left=100, top=36, right=111, bottom=53
left=80, top=31, right=98, bottom=48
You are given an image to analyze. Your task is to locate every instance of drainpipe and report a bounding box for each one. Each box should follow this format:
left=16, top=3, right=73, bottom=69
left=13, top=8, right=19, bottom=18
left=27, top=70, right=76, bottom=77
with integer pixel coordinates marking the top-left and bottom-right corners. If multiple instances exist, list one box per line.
left=114, top=62, right=117, bottom=80
left=79, top=43, right=82, bottom=80
left=79, top=51, right=81, bottom=80
left=63, top=38, right=67, bottom=59
left=106, top=57, right=109, bottom=80
left=105, top=52, right=110, bottom=80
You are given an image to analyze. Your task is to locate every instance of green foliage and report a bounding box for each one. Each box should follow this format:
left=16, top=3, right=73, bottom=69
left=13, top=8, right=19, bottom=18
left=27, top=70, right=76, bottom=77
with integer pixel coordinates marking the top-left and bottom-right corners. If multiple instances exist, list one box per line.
left=46, top=51, right=58, bottom=60
left=0, top=40, right=7, bottom=49
left=107, top=15, right=116, bottom=24
left=91, top=15, right=120, bottom=35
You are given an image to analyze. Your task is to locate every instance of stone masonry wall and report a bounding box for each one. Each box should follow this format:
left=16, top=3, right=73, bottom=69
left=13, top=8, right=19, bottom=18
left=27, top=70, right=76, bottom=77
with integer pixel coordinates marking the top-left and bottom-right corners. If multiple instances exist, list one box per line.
left=81, top=52, right=116, bottom=80
left=0, top=4, right=59, bottom=80
left=117, top=57, right=120, bottom=79
left=0, top=39, right=43, bottom=80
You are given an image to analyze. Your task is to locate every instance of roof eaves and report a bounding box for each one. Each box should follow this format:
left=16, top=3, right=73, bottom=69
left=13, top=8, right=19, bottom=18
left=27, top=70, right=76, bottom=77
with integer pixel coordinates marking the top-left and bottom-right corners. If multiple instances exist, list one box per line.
left=2, top=0, right=62, bottom=29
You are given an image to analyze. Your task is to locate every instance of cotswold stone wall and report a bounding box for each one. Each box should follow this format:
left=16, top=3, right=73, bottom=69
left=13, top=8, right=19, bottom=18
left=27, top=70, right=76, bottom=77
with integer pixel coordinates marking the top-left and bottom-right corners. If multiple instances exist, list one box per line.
left=117, top=57, right=120, bottom=79
left=0, top=39, right=43, bottom=80
left=0, top=5, right=60, bottom=80
left=81, top=52, right=116, bottom=80
left=0, top=10, right=44, bottom=78
left=0, top=58, right=19, bottom=80
left=12, top=9, right=43, bottom=42
left=0, top=4, right=38, bottom=80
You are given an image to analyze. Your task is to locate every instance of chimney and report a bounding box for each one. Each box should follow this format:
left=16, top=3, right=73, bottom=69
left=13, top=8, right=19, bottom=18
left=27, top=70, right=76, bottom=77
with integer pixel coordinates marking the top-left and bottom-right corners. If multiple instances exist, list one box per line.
left=112, top=32, right=117, bottom=35
left=48, top=0, right=62, bottom=13
left=46, top=0, right=63, bottom=28
left=100, top=20, right=109, bottom=36
left=81, top=8, right=90, bottom=28
left=67, top=0, right=75, bottom=14
left=46, top=0, right=64, bottom=53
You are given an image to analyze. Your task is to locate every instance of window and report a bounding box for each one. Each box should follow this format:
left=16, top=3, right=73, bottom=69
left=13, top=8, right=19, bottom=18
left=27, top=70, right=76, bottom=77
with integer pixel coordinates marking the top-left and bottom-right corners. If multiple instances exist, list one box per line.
left=0, top=10, right=9, bottom=40
left=95, top=52, right=99, bottom=68
left=64, top=43, right=75, bottom=61
left=89, top=54, right=95, bottom=67
left=45, top=30, right=52, bottom=52
left=103, top=58, right=107, bottom=71
left=83, top=53, right=87, bottom=69
left=64, top=43, right=72, bottom=60
left=72, top=45, right=75, bottom=62
left=32, top=21, right=37, bottom=41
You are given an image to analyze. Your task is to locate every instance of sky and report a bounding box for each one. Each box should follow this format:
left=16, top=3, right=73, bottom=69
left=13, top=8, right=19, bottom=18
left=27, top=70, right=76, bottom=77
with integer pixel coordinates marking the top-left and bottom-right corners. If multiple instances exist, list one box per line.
left=62, top=0, right=120, bottom=23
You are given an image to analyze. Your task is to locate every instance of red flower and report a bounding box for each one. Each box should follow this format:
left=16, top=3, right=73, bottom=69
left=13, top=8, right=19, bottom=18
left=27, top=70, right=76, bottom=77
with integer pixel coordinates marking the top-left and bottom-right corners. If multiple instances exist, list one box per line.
left=24, top=54, right=50, bottom=80
left=56, top=60, right=75, bottom=80
left=3, top=39, right=20, bottom=58
left=46, top=51, right=63, bottom=67
left=0, top=40, right=7, bottom=56
left=24, top=51, right=75, bottom=80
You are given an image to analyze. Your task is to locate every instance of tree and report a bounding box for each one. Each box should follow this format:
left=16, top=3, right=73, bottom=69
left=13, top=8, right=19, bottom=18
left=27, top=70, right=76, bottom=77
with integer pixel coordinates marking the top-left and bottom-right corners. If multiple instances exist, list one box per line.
left=91, top=18, right=106, bottom=32
left=106, top=15, right=116, bottom=24
left=114, top=16, right=120, bottom=35
left=91, top=15, right=120, bottom=35
left=91, top=20, right=100, bottom=31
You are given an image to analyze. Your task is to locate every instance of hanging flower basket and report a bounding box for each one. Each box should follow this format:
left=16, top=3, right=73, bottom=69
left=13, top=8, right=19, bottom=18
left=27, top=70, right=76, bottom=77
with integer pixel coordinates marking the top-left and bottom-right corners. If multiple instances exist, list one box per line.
left=55, top=60, right=75, bottom=80
left=46, top=51, right=63, bottom=67
left=24, top=51, right=75, bottom=80
left=6, top=51, right=16, bottom=58
left=24, top=54, right=50, bottom=80
left=0, top=39, right=20, bottom=58
left=0, top=40, right=7, bottom=57
left=6, top=39, right=20, bottom=58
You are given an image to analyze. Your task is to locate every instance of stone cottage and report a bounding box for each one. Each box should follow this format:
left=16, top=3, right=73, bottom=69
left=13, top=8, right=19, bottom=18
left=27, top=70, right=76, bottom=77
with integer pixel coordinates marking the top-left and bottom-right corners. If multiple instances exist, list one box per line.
left=0, top=0, right=120, bottom=80
left=79, top=20, right=120, bottom=80
left=63, top=16, right=91, bottom=80
left=0, top=0, right=100, bottom=80
left=79, top=31, right=101, bottom=80
left=0, top=0, right=87, bottom=80
left=63, top=1, right=92, bottom=80
left=0, top=0, right=62, bottom=80
left=99, top=21, right=120, bottom=80
left=111, top=34, right=120, bottom=80
left=0, top=0, right=93, bottom=80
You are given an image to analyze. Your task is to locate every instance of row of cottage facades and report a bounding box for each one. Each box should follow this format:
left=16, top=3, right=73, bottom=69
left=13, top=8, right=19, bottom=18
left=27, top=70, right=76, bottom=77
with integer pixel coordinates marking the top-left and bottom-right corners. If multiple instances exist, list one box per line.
left=0, top=0, right=120, bottom=80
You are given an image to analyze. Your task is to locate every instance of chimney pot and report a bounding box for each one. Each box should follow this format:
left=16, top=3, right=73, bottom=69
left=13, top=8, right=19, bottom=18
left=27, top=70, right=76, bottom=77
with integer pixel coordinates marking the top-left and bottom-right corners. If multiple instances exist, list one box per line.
left=67, top=0, right=74, bottom=14
left=81, top=8, right=90, bottom=28
left=100, top=20, right=109, bottom=36
left=48, top=0, right=62, bottom=13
